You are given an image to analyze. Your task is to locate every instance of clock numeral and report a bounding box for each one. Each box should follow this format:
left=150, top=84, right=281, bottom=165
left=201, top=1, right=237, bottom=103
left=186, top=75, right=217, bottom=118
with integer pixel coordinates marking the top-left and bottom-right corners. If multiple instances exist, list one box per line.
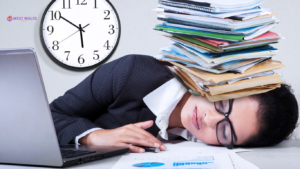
left=108, top=25, right=115, bottom=35
left=65, top=51, right=70, bottom=60
left=94, top=0, right=97, bottom=8
left=104, top=10, right=110, bottom=20
left=78, top=54, right=85, bottom=64
left=76, top=0, right=87, bottom=5
left=52, top=41, right=59, bottom=51
left=104, top=40, right=111, bottom=50
left=47, top=25, right=54, bottom=35
left=63, top=0, right=71, bottom=9
left=93, top=50, right=100, bottom=60
left=49, top=11, right=61, bottom=20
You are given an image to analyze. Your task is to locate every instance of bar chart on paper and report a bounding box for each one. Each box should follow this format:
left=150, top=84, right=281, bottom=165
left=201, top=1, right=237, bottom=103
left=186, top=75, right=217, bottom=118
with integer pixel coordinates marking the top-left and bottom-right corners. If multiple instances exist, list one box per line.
left=113, top=156, right=217, bottom=169
left=172, top=161, right=214, bottom=167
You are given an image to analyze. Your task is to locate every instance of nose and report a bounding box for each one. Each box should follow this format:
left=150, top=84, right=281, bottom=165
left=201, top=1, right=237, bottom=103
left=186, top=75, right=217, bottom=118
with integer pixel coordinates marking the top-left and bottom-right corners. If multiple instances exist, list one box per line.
left=203, top=109, right=225, bottom=128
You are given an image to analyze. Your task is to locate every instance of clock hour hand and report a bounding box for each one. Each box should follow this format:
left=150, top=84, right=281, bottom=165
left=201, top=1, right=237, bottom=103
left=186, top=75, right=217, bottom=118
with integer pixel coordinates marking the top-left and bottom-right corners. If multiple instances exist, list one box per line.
left=79, top=24, right=84, bottom=48
left=60, top=16, right=85, bottom=32
left=59, top=24, right=89, bottom=44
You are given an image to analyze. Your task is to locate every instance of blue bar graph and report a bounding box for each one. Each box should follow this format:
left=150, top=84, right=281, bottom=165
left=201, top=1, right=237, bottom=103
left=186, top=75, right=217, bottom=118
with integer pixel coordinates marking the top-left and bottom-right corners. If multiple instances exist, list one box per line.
left=173, top=161, right=213, bottom=166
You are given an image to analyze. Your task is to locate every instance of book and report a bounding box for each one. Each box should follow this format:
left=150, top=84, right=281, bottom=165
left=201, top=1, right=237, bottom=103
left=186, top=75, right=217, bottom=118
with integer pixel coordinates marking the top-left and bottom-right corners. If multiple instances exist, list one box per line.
left=158, top=0, right=264, bottom=13
left=157, top=12, right=278, bottom=31
left=161, top=22, right=266, bottom=35
left=155, top=5, right=267, bottom=19
left=165, top=33, right=277, bottom=53
left=155, top=25, right=245, bottom=41
left=194, top=31, right=282, bottom=48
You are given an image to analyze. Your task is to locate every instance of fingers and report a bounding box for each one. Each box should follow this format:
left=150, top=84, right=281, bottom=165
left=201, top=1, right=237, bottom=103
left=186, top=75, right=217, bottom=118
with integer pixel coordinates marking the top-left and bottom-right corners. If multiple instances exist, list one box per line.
left=132, top=121, right=164, bottom=147
left=122, top=124, right=166, bottom=151
left=116, top=143, right=144, bottom=153
left=129, top=144, right=145, bottom=153
left=83, top=122, right=167, bottom=153
left=133, top=120, right=153, bottom=129
left=121, top=136, right=159, bottom=148
left=127, top=124, right=155, bottom=140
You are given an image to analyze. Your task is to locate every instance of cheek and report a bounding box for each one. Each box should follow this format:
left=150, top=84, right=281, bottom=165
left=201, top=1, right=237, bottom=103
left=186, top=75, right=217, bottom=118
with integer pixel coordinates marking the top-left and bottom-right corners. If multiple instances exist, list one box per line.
left=191, top=128, right=220, bottom=145
left=180, top=96, right=219, bottom=145
left=180, top=97, right=194, bottom=128
left=180, top=109, right=192, bottom=133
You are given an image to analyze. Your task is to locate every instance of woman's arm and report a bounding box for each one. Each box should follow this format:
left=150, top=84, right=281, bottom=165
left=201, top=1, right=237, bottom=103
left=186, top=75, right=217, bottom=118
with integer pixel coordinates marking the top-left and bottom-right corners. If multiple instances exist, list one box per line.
left=50, top=55, right=137, bottom=144
left=80, top=120, right=166, bottom=153
left=50, top=55, right=167, bottom=152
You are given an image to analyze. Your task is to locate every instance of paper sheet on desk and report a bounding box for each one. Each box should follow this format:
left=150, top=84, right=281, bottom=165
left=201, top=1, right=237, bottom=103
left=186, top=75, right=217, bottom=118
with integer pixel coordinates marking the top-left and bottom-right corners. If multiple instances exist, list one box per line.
left=112, top=153, right=233, bottom=169
left=129, top=147, right=259, bottom=169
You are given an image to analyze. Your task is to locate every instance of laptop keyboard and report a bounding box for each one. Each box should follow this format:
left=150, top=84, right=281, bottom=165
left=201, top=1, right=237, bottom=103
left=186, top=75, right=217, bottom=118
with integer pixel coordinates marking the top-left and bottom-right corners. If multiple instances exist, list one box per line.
left=60, top=149, right=96, bottom=159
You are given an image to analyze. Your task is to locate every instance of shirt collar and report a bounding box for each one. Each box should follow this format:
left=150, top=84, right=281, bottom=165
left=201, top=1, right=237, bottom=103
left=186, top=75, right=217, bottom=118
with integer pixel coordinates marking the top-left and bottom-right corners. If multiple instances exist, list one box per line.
left=143, top=78, right=189, bottom=140
left=143, top=78, right=187, bottom=117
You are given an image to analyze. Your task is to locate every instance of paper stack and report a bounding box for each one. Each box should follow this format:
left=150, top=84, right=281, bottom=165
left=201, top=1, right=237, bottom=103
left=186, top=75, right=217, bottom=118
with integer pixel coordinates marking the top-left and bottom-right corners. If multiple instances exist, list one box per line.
left=153, top=0, right=285, bottom=101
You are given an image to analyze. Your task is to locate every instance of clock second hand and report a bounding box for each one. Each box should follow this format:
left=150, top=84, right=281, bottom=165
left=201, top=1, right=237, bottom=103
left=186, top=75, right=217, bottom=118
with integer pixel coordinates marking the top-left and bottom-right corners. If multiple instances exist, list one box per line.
left=59, top=24, right=90, bottom=44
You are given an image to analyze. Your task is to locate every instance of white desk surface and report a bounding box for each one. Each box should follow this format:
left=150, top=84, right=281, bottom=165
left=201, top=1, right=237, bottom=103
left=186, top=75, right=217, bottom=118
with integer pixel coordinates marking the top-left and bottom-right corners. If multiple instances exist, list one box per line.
left=0, top=140, right=299, bottom=169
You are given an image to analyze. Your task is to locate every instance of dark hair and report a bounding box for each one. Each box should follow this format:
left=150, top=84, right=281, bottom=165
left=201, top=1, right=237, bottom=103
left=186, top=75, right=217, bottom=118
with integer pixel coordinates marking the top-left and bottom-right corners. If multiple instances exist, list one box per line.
left=243, top=84, right=299, bottom=147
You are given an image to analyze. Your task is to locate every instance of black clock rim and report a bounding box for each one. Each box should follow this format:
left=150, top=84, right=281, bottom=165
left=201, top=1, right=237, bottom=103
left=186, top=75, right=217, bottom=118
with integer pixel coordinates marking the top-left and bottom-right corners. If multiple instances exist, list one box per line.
left=40, top=0, right=122, bottom=71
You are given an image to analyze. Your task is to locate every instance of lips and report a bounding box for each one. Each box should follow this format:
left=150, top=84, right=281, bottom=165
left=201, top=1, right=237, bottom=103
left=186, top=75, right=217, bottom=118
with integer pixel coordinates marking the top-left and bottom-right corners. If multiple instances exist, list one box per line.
left=192, top=107, right=201, bottom=130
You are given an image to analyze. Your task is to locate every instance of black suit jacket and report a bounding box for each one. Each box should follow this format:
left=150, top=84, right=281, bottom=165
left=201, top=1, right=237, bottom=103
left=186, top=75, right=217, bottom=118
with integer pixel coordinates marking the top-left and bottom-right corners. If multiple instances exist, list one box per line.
left=50, top=55, right=173, bottom=144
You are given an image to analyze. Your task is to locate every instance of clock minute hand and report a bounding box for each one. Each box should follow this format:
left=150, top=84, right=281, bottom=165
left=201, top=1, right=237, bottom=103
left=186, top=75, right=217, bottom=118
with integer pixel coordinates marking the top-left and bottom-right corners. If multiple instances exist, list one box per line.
left=60, top=16, right=85, bottom=32
left=79, top=24, right=84, bottom=48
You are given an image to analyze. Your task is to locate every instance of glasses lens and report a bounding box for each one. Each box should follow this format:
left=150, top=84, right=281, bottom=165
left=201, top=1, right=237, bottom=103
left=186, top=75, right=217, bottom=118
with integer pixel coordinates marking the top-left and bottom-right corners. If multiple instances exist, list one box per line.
left=215, top=100, right=230, bottom=114
left=216, top=120, right=232, bottom=146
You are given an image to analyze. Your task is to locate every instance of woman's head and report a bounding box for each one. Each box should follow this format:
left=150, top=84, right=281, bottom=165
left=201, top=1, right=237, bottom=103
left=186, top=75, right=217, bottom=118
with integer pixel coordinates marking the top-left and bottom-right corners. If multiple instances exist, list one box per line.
left=180, top=84, right=298, bottom=147
left=243, top=84, right=299, bottom=147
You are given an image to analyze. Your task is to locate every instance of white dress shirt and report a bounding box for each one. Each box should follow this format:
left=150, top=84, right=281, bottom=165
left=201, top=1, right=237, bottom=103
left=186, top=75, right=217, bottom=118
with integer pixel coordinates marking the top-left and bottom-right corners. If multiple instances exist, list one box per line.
left=74, top=78, right=200, bottom=144
left=143, top=78, right=199, bottom=142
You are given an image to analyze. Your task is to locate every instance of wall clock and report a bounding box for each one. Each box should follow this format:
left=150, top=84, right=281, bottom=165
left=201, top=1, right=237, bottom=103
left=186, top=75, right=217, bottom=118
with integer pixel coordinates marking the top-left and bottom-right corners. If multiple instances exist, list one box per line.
left=40, top=0, right=121, bottom=70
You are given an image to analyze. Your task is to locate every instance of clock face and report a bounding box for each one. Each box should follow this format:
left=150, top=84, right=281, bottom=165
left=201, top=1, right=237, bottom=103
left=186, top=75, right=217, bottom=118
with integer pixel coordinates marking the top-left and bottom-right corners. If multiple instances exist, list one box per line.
left=40, top=0, right=121, bottom=69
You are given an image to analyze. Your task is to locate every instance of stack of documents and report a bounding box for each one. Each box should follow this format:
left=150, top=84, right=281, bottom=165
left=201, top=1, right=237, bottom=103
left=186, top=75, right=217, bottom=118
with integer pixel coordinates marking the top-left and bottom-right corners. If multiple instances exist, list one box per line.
left=153, top=0, right=284, bottom=101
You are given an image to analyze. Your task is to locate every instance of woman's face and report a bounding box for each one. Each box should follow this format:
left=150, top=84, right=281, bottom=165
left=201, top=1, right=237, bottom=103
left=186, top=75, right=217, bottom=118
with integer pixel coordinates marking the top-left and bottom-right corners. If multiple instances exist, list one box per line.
left=181, top=95, right=259, bottom=146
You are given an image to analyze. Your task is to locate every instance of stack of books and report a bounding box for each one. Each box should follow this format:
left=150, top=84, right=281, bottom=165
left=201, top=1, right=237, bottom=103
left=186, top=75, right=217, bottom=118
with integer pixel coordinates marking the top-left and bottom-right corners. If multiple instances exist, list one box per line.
left=153, top=0, right=284, bottom=102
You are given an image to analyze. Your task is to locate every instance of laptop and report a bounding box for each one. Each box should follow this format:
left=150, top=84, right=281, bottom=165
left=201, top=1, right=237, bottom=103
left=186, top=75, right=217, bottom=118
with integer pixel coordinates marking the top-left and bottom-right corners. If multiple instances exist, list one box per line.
left=0, top=48, right=128, bottom=167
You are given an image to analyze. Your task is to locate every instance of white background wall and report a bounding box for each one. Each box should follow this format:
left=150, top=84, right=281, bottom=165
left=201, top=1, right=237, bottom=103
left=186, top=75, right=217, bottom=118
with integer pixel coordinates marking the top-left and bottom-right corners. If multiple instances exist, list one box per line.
left=0, top=0, right=300, bottom=139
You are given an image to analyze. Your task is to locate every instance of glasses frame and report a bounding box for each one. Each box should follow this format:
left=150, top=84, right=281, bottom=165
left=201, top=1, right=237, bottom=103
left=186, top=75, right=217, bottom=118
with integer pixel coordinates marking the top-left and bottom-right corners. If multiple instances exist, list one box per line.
left=214, top=99, right=237, bottom=149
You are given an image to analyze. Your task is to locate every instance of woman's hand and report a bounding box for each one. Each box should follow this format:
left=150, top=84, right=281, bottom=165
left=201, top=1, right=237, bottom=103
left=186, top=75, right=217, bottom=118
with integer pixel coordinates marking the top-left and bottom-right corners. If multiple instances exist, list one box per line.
left=79, top=120, right=166, bottom=153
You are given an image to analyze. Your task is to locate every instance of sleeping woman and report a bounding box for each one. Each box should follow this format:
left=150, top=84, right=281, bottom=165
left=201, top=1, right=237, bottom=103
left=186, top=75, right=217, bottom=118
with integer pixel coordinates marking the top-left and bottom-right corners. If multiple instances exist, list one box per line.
left=50, top=55, right=299, bottom=153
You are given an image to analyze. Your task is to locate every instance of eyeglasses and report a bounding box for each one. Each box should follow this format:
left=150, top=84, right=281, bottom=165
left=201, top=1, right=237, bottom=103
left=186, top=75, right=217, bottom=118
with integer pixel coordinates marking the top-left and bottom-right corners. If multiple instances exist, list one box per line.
left=214, top=99, right=237, bottom=149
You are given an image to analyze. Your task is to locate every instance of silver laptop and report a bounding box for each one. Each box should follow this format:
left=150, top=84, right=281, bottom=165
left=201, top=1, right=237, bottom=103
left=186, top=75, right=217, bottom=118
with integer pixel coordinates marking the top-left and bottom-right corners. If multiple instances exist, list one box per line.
left=0, top=48, right=128, bottom=167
